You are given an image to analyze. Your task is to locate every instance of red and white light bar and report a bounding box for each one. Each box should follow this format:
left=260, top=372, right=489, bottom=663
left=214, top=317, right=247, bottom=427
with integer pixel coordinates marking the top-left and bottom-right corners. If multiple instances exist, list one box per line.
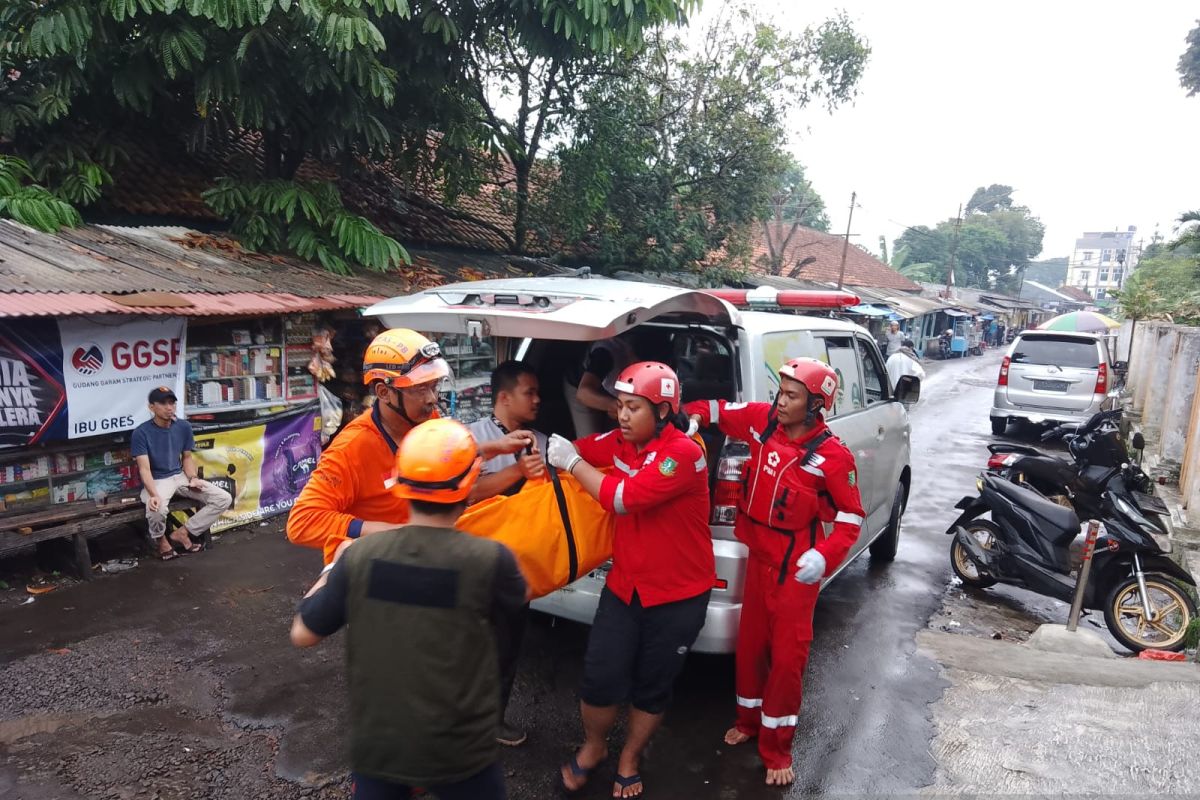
left=703, top=287, right=860, bottom=309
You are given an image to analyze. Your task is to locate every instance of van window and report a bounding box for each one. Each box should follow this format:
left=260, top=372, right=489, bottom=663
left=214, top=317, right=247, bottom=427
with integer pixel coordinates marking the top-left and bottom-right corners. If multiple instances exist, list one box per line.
left=1011, top=335, right=1100, bottom=369
left=761, top=329, right=819, bottom=402
left=855, top=337, right=888, bottom=404
left=817, top=336, right=864, bottom=416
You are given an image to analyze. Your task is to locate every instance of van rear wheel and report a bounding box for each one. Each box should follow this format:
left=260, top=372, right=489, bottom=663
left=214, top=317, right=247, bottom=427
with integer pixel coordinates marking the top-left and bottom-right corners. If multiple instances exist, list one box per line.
left=869, top=483, right=905, bottom=562
left=990, top=417, right=1007, bottom=436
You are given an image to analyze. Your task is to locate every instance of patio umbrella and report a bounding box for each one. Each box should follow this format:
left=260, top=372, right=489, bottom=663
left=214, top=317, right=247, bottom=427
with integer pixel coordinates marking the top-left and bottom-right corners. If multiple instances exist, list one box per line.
left=1038, top=311, right=1120, bottom=332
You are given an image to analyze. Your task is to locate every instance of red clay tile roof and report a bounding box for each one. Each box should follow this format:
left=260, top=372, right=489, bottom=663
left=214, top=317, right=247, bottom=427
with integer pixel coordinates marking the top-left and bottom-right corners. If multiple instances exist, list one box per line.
left=1055, top=285, right=1094, bottom=302
left=734, top=223, right=920, bottom=293
left=96, top=136, right=530, bottom=254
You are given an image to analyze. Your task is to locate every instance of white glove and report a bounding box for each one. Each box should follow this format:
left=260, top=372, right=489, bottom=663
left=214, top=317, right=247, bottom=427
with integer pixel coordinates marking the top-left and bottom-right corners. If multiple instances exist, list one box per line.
left=794, top=549, right=826, bottom=584
left=546, top=433, right=582, bottom=473
left=685, top=415, right=700, bottom=437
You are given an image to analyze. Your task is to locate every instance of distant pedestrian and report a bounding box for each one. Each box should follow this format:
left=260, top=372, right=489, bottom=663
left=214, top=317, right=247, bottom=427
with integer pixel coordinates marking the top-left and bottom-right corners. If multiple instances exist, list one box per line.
left=884, top=321, right=904, bottom=357
left=131, top=386, right=231, bottom=561
left=886, top=339, right=927, bottom=392
left=291, top=418, right=528, bottom=800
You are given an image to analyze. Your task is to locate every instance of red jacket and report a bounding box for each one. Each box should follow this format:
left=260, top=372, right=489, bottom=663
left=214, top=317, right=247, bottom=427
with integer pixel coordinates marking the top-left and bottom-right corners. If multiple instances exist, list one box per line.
left=684, top=400, right=864, bottom=578
left=575, top=425, right=715, bottom=607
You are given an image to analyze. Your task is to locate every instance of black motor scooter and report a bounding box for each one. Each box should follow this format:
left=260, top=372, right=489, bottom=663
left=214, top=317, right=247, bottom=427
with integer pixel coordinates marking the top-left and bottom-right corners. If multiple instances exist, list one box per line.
left=946, top=473, right=1196, bottom=652
left=983, top=409, right=1170, bottom=534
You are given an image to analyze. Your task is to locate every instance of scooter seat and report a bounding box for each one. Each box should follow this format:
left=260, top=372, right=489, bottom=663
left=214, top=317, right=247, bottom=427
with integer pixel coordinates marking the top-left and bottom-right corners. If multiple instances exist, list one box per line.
left=987, top=476, right=1080, bottom=540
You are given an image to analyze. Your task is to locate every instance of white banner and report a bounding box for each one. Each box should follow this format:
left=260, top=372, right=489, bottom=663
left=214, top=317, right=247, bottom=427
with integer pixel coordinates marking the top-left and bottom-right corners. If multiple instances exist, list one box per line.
left=58, top=316, right=187, bottom=439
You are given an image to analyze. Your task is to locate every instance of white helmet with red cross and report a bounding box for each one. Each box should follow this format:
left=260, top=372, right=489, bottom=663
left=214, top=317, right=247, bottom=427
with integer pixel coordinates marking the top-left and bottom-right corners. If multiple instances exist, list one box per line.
left=778, top=357, right=838, bottom=412
left=613, top=361, right=681, bottom=413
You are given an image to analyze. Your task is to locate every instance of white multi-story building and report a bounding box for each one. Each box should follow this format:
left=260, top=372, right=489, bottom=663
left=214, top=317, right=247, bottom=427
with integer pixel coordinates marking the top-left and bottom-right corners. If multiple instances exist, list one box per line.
left=1066, top=227, right=1140, bottom=301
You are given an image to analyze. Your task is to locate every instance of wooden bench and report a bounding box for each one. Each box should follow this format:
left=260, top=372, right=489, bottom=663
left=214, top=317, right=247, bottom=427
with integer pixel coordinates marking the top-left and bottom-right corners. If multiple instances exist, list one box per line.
left=0, top=493, right=203, bottom=580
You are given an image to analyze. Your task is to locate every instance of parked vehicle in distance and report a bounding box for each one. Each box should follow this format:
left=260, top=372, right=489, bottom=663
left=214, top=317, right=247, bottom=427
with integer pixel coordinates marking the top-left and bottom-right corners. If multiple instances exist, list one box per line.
left=990, top=331, right=1118, bottom=436
left=364, top=276, right=921, bottom=653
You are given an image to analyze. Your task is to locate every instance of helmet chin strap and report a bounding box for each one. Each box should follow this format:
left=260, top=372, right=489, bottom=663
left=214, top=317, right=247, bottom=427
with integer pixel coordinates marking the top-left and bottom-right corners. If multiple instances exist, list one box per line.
left=383, top=386, right=418, bottom=427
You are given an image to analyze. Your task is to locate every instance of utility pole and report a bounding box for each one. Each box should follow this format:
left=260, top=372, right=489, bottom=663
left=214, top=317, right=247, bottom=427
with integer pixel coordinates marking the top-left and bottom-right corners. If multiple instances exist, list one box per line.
left=945, top=203, right=963, bottom=299
left=836, top=191, right=857, bottom=291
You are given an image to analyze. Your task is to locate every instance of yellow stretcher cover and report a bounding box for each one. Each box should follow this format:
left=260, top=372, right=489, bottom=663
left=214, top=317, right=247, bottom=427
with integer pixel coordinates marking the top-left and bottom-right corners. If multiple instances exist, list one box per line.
left=457, top=472, right=615, bottom=599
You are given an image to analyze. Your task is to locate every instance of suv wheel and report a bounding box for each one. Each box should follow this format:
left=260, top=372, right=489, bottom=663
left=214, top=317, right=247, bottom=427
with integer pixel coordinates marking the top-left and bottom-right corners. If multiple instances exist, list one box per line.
left=990, top=417, right=1007, bottom=436
left=869, top=483, right=905, bottom=562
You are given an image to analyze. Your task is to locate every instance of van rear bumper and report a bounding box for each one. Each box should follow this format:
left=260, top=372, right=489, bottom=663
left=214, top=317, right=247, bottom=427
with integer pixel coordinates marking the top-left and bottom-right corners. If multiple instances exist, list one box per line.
left=531, top=584, right=742, bottom=654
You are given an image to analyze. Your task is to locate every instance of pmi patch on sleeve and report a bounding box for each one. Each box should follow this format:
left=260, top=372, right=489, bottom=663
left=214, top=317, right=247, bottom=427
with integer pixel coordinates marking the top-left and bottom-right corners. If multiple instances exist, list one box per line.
left=658, top=457, right=678, bottom=477
left=847, top=470, right=857, bottom=487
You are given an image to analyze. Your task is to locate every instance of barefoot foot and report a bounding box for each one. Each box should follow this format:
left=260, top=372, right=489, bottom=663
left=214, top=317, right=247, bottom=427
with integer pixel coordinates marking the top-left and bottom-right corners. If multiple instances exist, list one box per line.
left=765, top=766, right=795, bottom=786
left=724, top=726, right=753, bottom=746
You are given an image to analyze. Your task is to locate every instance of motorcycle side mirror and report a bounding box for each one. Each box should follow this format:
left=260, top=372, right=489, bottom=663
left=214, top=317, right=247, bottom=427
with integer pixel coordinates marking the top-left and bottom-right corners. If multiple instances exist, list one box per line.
left=894, top=375, right=921, bottom=405
left=1132, top=432, right=1145, bottom=451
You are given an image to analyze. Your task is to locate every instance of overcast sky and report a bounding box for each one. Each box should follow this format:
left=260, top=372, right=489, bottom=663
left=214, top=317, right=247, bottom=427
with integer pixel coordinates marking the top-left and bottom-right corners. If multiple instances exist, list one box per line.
left=690, top=1, right=1200, bottom=260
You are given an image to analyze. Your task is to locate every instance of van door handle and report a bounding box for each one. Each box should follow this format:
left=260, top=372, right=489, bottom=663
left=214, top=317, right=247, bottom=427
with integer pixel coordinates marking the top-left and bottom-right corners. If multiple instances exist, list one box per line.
left=876, top=426, right=886, bottom=440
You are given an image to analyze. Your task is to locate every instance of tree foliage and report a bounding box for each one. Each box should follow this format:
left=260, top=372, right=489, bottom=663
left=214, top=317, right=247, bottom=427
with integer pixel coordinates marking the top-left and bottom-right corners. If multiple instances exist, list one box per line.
left=894, top=185, right=1045, bottom=291
left=0, top=155, right=83, bottom=231
left=534, top=2, right=867, bottom=272
left=1112, top=253, right=1200, bottom=325
left=1, top=0, right=695, bottom=270
left=1181, top=19, right=1200, bottom=97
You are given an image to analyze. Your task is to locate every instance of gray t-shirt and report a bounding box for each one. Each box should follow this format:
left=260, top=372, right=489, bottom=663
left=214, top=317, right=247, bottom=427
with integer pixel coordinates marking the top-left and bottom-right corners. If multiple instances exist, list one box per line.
left=467, top=417, right=548, bottom=475
left=885, top=330, right=905, bottom=357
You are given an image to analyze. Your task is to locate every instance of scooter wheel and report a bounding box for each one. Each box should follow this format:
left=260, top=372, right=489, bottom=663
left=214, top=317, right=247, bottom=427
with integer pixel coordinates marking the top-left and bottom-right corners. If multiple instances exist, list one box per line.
left=1102, top=574, right=1196, bottom=653
left=950, top=520, right=999, bottom=589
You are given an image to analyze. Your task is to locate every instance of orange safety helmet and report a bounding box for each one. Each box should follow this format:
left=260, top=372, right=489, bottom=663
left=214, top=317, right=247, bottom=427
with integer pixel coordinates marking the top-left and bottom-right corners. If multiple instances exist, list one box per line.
left=363, top=328, right=450, bottom=389
left=393, top=418, right=482, bottom=503
left=612, top=361, right=681, bottom=413
left=778, top=357, right=838, bottom=411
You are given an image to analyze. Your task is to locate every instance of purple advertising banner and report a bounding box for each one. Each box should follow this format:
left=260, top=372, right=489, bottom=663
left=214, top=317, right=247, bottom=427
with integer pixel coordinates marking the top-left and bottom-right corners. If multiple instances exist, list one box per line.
left=259, top=410, right=322, bottom=509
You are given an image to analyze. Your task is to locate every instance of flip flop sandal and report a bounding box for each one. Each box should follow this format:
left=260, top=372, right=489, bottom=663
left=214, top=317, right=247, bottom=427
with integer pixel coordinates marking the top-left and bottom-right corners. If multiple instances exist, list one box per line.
left=560, top=754, right=603, bottom=795
left=613, top=773, right=644, bottom=797
left=158, top=549, right=179, bottom=561
left=170, top=537, right=203, bottom=554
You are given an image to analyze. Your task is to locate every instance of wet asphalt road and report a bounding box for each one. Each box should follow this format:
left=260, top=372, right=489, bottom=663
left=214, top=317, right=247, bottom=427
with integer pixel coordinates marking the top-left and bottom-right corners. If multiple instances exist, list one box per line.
left=0, top=350, right=1019, bottom=800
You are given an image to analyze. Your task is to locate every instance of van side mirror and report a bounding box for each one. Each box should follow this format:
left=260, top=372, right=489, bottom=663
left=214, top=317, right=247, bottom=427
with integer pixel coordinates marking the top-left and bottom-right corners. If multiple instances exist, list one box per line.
left=894, top=375, right=921, bottom=405
left=1132, top=432, right=1145, bottom=451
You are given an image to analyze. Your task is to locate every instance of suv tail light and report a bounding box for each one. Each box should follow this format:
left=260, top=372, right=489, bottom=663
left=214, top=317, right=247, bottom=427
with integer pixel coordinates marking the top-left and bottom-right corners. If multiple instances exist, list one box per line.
left=987, top=453, right=1018, bottom=470
left=998, top=355, right=1011, bottom=386
left=1095, top=362, right=1108, bottom=394
left=711, top=444, right=748, bottom=526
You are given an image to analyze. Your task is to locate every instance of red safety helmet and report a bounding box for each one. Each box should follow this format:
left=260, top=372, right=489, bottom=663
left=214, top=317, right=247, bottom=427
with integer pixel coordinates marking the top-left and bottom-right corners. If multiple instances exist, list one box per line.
left=778, top=357, right=838, bottom=411
left=612, top=361, right=681, bottom=413
left=393, top=418, right=482, bottom=504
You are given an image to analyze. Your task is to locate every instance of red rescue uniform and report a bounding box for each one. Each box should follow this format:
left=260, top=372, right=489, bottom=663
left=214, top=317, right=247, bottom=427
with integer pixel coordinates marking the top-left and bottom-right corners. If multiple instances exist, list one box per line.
left=574, top=425, right=715, bottom=606
left=287, top=404, right=415, bottom=564
left=684, top=399, right=865, bottom=770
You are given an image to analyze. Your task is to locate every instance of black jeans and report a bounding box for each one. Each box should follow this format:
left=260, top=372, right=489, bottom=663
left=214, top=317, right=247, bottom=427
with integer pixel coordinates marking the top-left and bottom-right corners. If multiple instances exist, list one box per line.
left=352, top=764, right=505, bottom=800
left=494, top=601, right=529, bottom=719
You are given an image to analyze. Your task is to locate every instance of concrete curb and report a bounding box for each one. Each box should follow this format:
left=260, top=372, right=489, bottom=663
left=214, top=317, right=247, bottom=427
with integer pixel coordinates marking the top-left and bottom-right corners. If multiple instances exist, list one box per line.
left=916, top=629, right=1200, bottom=687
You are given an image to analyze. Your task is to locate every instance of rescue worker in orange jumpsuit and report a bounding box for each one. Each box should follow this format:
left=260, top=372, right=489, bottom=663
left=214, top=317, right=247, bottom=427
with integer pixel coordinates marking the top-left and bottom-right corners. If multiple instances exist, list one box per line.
left=684, top=357, right=865, bottom=787
left=287, top=328, right=534, bottom=564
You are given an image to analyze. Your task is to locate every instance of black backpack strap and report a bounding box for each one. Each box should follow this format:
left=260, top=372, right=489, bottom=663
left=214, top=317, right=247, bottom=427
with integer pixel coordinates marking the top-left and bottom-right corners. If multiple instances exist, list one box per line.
left=548, top=465, right=579, bottom=583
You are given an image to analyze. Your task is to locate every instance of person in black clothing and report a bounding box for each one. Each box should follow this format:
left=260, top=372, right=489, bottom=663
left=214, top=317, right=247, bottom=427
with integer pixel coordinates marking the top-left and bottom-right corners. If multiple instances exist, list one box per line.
left=291, top=418, right=528, bottom=800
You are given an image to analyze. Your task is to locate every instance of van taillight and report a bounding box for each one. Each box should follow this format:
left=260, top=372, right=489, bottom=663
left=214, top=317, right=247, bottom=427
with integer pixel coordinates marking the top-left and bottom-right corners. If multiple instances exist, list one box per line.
left=998, top=356, right=1011, bottom=386
left=711, top=451, right=747, bottom=526
left=1095, top=362, right=1108, bottom=394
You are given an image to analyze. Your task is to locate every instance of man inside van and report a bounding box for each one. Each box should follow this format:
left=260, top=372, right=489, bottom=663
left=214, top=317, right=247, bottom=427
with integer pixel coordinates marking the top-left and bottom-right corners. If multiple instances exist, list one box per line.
left=467, top=360, right=549, bottom=748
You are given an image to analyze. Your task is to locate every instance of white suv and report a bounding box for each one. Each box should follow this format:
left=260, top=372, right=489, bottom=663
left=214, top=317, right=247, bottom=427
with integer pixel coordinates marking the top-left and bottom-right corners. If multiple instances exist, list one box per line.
left=365, top=276, right=919, bottom=653
left=991, top=331, right=1116, bottom=435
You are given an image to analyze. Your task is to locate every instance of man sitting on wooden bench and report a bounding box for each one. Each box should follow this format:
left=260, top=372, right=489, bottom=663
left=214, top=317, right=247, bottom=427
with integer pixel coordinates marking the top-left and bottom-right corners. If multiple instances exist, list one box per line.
left=132, top=386, right=232, bottom=561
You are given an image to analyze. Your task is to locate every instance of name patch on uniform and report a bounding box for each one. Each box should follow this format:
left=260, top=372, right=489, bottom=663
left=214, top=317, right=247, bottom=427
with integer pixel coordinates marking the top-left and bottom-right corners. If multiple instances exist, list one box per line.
left=368, top=560, right=459, bottom=608
left=658, top=457, right=678, bottom=477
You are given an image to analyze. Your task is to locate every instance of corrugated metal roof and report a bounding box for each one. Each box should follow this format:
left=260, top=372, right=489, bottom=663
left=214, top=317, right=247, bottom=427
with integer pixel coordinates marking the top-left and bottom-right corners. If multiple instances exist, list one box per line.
left=0, top=221, right=565, bottom=319
left=0, top=292, right=383, bottom=318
